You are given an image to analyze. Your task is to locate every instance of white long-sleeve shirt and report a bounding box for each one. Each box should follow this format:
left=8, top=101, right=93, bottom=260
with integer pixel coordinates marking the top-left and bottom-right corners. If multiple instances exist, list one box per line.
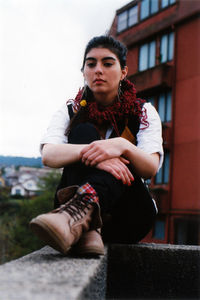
left=40, top=102, right=164, bottom=170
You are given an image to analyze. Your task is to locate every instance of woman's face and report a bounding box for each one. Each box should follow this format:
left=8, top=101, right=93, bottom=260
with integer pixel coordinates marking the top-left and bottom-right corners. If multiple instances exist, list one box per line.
left=83, top=47, right=128, bottom=105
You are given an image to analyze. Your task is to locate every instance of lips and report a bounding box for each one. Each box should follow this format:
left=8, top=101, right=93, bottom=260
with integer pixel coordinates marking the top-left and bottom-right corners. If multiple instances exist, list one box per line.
left=93, top=79, right=106, bottom=84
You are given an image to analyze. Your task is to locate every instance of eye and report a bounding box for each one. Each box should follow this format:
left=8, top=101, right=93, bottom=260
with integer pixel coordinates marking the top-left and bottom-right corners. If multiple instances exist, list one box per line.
left=104, top=62, right=113, bottom=67
left=86, top=62, right=96, bottom=68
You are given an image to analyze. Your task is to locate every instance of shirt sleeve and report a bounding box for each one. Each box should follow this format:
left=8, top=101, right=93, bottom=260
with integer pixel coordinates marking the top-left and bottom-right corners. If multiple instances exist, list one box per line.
left=136, top=102, right=164, bottom=170
left=40, top=103, right=70, bottom=153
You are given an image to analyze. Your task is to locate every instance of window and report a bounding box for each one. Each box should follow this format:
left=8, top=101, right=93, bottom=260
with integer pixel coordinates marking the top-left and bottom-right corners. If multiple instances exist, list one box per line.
left=155, top=152, right=170, bottom=184
left=117, top=5, right=138, bottom=32
left=15, top=189, right=21, bottom=195
left=175, top=217, right=200, bottom=245
left=139, top=40, right=156, bottom=71
left=147, top=96, right=155, bottom=106
left=160, top=32, right=174, bottom=63
left=158, top=91, right=172, bottom=122
left=128, top=5, right=138, bottom=27
left=140, top=0, right=159, bottom=20
left=153, top=219, right=165, bottom=240
left=117, top=11, right=127, bottom=32
left=161, top=0, right=176, bottom=9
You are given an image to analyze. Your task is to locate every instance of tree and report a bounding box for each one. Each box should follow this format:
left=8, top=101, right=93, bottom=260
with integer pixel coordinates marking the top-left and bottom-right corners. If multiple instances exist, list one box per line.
left=1, top=170, right=61, bottom=262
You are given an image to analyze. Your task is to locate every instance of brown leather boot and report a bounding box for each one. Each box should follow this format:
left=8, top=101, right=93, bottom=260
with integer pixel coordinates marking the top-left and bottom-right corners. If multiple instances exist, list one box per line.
left=29, top=190, right=102, bottom=254
left=56, top=186, right=105, bottom=256
left=72, top=229, right=105, bottom=256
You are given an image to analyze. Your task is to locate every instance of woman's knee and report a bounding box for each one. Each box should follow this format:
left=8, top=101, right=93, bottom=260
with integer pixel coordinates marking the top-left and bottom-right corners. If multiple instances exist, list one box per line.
left=68, top=122, right=100, bottom=144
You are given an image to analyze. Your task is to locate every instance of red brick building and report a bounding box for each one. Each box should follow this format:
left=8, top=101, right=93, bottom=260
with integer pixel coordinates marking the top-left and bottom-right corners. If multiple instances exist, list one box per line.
left=110, top=0, right=200, bottom=245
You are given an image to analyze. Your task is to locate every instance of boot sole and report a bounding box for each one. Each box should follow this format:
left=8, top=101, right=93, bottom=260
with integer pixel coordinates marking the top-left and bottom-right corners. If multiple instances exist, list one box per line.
left=30, top=218, right=70, bottom=255
left=73, top=245, right=105, bottom=256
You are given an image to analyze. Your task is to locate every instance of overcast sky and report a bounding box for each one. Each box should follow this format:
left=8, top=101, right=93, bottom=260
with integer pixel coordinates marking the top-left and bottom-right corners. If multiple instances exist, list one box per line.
left=0, top=0, right=130, bottom=158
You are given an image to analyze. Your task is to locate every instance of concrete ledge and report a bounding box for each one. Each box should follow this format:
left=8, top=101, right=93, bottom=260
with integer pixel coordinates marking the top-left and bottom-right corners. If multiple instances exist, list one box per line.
left=0, top=243, right=199, bottom=299
left=107, top=243, right=200, bottom=299
left=0, top=246, right=107, bottom=300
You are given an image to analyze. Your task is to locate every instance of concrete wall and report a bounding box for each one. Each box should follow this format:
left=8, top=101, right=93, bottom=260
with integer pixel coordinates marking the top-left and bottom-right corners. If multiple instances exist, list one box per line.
left=0, top=243, right=199, bottom=299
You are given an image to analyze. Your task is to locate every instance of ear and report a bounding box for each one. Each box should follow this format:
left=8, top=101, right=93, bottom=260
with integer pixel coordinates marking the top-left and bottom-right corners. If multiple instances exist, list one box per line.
left=121, top=66, right=128, bottom=81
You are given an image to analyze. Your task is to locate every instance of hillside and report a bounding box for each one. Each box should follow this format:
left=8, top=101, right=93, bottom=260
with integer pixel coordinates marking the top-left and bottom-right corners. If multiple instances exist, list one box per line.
left=0, top=155, right=42, bottom=167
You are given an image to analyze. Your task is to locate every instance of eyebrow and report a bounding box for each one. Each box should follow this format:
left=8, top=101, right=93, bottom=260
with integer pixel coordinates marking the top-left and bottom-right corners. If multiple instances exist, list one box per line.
left=85, top=56, right=116, bottom=62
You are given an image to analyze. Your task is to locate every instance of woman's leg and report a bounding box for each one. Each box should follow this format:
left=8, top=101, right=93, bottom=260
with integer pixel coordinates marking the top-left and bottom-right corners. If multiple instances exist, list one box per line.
left=55, top=123, right=126, bottom=213
left=55, top=122, right=157, bottom=243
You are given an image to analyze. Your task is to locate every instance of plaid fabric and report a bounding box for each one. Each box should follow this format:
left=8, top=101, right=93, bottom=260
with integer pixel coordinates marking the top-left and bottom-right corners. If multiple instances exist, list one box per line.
left=77, top=182, right=99, bottom=203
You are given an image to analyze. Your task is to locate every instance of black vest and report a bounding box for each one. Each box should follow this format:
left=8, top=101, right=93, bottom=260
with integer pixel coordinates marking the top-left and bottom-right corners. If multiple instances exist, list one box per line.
left=67, top=103, right=141, bottom=145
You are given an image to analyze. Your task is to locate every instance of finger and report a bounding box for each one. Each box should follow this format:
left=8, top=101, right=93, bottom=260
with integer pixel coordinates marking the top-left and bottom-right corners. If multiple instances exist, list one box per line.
left=119, top=157, right=130, bottom=164
left=96, top=162, right=121, bottom=180
left=80, top=145, right=92, bottom=156
left=83, top=151, right=104, bottom=166
left=118, top=160, right=134, bottom=182
left=117, top=163, right=133, bottom=185
left=82, top=148, right=99, bottom=164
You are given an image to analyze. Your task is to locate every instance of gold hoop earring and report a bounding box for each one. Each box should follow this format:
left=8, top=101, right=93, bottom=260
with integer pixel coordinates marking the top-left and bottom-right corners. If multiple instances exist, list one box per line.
left=118, top=81, right=122, bottom=101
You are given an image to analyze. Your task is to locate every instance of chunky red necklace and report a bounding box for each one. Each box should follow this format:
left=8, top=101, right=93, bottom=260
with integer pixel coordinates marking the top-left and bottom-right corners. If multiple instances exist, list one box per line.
left=73, top=79, right=148, bottom=136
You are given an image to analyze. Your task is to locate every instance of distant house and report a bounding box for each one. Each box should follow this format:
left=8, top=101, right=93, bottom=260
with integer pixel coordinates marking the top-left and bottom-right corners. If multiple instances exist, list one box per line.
left=11, top=178, right=40, bottom=197
left=11, top=183, right=26, bottom=197
left=9, top=166, right=58, bottom=197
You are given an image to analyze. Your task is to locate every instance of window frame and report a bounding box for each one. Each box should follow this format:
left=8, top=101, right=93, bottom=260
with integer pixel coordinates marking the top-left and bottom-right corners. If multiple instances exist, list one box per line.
left=140, top=0, right=159, bottom=21
left=155, top=151, right=170, bottom=185
left=117, top=4, right=138, bottom=33
left=161, top=0, right=176, bottom=9
left=138, top=39, right=156, bottom=72
left=158, top=90, right=172, bottom=123
left=160, top=32, right=174, bottom=63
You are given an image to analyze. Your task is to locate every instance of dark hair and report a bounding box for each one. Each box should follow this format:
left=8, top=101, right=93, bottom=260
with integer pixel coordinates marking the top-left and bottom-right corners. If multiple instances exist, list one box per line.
left=81, top=35, right=127, bottom=71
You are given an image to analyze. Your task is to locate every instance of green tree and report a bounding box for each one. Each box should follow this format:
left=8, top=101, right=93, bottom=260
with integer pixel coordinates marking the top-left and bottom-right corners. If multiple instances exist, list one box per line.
left=1, top=170, right=61, bottom=262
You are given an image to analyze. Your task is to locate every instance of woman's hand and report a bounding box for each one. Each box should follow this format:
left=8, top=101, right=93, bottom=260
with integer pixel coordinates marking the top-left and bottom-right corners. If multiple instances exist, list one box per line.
left=80, top=138, right=125, bottom=166
left=96, top=157, right=134, bottom=186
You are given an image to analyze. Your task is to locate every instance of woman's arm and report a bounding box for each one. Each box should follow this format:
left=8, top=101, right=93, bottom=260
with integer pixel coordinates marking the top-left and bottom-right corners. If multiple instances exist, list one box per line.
left=42, top=143, right=87, bottom=168
left=80, top=137, right=160, bottom=179
left=42, top=143, right=135, bottom=185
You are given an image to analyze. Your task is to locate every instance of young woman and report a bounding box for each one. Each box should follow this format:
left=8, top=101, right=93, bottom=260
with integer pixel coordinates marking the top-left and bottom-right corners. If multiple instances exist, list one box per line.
left=30, top=35, right=163, bottom=256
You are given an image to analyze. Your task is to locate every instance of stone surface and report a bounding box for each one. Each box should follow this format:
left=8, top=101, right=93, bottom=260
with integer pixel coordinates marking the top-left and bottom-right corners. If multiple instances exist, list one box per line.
left=107, top=243, right=200, bottom=299
left=0, top=246, right=107, bottom=300
left=1, top=243, right=200, bottom=300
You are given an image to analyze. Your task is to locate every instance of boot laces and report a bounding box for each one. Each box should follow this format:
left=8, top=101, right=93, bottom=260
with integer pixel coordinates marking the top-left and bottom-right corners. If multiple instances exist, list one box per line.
left=58, top=194, right=93, bottom=222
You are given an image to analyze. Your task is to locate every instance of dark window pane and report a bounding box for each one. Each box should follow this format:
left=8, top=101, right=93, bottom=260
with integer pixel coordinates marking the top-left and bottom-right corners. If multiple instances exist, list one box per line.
left=160, top=34, right=168, bottom=63
left=141, top=0, right=149, bottom=20
left=151, top=0, right=159, bottom=14
left=153, top=220, right=165, bottom=239
left=158, top=93, right=165, bottom=122
left=166, top=91, right=172, bottom=122
left=161, top=0, right=169, bottom=8
left=168, top=32, right=174, bottom=61
left=155, top=152, right=170, bottom=184
left=155, top=166, right=163, bottom=184
left=117, top=11, right=127, bottom=32
left=128, top=5, right=138, bottom=27
left=139, top=44, right=148, bottom=71
left=164, top=152, right=170, bottom=183
left=149, top=40, right=156, bottom=68
left=148, top=97, right=155, bottom=106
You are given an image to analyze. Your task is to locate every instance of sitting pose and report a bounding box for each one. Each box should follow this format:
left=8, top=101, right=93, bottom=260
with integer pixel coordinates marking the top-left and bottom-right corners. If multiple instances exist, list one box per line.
left=30, top=35, right=163, bottom=256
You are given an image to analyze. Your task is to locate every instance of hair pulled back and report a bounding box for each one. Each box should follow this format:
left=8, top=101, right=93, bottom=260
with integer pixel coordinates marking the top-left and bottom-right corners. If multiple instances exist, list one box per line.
left=81, top=35, right=127, bottom=71
left=66, top=35, right=148, bottom=135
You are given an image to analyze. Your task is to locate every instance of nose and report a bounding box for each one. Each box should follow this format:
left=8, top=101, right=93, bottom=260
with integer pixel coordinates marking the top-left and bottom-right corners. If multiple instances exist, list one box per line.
left=95, top=62, right=103, bottom=74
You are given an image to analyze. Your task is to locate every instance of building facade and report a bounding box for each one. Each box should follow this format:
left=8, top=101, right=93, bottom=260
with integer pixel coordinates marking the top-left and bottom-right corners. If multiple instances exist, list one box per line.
left=110, top=0, right=200, bottom=245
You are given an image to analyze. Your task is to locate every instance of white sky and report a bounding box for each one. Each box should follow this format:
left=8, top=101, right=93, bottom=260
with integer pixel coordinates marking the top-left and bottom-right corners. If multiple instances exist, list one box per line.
left=0, top=0, right=130, bottom=158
